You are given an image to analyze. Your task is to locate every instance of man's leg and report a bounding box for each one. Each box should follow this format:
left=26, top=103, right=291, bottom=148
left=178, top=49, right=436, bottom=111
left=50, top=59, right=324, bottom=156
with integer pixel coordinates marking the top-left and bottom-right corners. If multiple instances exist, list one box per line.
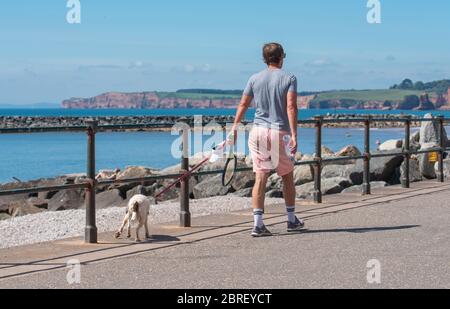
left=251, top=172, right=272, bottom=237
left=282, top=171, right=296, bottom=208
left=282, top=171, right=305, bottom=231
left=253, top=172, right=270, bottom=225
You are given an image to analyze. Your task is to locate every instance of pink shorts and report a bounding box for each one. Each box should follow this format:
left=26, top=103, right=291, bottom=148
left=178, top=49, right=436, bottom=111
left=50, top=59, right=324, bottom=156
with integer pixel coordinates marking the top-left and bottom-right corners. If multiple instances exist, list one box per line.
left=248, top=126, right=294, bottom=176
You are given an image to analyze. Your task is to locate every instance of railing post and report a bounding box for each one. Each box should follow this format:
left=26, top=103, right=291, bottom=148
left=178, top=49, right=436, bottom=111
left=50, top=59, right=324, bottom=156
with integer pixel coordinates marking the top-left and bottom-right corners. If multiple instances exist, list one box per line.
left=180, top=124, right=191, bottom=227
left=85, top=120, right=98, bottom=244
left=313, top=116, right=322, bottom=203
left=437, top=115, right=445, bottom=183
left=402, top=116, right=411, bottom=188
left=363, top=116, right=371, bottom=195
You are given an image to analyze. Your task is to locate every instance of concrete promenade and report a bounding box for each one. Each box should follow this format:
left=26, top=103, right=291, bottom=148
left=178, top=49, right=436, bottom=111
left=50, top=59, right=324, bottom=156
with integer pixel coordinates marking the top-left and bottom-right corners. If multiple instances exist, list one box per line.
left=0, top=180, right=449, bottom=289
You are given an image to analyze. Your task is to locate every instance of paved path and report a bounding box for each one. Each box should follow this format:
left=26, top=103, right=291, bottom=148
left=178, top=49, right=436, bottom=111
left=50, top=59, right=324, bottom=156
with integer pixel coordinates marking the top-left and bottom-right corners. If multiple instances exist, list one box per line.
left=0, top=180, right=449, bottom=289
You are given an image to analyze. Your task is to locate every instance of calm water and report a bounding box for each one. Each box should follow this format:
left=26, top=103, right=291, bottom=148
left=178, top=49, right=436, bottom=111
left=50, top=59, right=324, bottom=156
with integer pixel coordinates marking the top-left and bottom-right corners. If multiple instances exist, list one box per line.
left=0, top=108, right=447, bottom=184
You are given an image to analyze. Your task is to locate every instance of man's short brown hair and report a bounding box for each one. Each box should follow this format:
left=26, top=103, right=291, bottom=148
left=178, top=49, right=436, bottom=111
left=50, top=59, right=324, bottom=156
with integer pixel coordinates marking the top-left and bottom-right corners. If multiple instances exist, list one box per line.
left=263, top=43, right=286, bottom=65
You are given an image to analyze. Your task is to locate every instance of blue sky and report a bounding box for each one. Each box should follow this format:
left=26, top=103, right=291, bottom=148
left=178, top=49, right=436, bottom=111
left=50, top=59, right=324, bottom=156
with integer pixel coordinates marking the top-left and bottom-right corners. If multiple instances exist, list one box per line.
left=0, top=0, right=449, bottom=104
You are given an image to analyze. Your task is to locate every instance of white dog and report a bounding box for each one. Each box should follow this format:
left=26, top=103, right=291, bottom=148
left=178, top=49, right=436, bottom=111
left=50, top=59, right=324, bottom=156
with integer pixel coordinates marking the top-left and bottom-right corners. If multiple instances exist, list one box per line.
left=114, top=194, right=151, bottom=242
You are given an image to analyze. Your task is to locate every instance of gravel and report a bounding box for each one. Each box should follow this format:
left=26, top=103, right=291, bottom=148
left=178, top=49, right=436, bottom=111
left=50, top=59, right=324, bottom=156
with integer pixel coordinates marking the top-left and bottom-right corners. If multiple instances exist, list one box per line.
left=0, top=196, right=283, bottom=249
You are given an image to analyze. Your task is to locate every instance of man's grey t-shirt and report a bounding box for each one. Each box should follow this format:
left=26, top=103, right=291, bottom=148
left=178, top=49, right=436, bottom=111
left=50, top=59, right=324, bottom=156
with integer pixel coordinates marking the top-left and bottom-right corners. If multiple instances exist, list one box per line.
left=243, top=68, right=297, bottom=132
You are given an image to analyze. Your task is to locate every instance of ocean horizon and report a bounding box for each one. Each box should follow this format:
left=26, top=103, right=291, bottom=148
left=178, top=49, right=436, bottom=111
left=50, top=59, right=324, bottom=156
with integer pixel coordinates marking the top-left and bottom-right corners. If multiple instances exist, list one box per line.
left=1, top=107, right=450, bottom=119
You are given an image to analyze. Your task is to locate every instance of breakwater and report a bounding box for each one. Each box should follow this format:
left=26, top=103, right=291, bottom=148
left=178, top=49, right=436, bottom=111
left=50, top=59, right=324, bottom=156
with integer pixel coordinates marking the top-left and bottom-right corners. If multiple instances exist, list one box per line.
left=0, top=114, right=426, bottom=130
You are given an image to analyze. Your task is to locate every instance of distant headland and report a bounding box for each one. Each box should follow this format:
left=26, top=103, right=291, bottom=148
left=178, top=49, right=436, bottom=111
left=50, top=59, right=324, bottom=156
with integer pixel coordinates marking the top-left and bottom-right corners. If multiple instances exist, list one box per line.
left=61, top=79, right=450, bottom=111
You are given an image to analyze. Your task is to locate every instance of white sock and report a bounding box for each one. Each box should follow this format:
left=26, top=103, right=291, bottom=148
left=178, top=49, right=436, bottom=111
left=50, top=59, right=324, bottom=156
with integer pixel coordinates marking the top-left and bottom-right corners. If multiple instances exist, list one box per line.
left=286, top=206, right=296, bottom=223
left=253, top=209, right=264, bottom=228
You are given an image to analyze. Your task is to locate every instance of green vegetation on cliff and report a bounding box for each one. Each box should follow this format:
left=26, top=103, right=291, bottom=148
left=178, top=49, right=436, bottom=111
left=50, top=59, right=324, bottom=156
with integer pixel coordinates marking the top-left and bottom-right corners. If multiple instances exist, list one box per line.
left=391, top=78, right=450, bottom=94
left=157, top=91, right=241, bottom=100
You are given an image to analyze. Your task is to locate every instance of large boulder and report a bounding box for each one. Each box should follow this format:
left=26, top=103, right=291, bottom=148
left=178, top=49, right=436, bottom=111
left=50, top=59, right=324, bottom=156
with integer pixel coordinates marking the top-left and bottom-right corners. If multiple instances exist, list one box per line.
left=26, top=197, right=49, bottom=210
left=48, top=189, right=85, bottom=211
left=411, top=130, right=420, bottom=143
left=400, top=157, right=422, bottom=183
left=0, top=176, right=66, bottom=192
left=296, top=177, right=351, bottom=199
left=126, top=185, right=148, bottom=200
left=321, top=164, right=363, bottom=186
left=418, top=142, right=438, bottom=179
left=245, top=155, right=253, bottom=167
left=321, top=164, right=345, bottom=179
left=193, top=174, right=231, bottom=199
left=96, top=169, right=120, bottom=181
left=407, top=131, right=421, bottom=152
left=341, top=181, right=388, bottom=194
left=336, top=145, right=361, bottom=158
left=0, top=213, right=11, bottom=221
left=232, top=187, right=253, bottom=198
left=293, top=164, right=314, bottom=186
left=435, top=158, right=450, bottom=179
left=112, top=166, right=158, bottom=194
left=419, top=113, right=448, bottom=146
left=116, top=166, right=156, bottom=180
left=266, top=189, right=283, bottom=198
left=353, top=150, right=404, bottom=184
left=0, top=177, right=69, bottom=203
left=379, top=139, right=403, bottom=151
left=34, top=177, right=68, bottom=200
left=0, top=195, right=28, bottom=214
left=231, top=171, right=255, bottom=191
left=8, top=200, right=45, bottom=217
left=196, top=160, right=227, bottom=182
left=158, top=163, right=181, bottom=176
left=321, top=146, right=335, bottom=156
left=95, top=189, right=125, bottom=209
left=266, top=173, right=282, bottom=191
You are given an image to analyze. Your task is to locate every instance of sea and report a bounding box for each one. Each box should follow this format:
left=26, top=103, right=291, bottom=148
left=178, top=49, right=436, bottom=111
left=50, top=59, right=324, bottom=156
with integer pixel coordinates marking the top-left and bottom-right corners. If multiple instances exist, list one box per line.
left=1, top=108, right=449, bottom=184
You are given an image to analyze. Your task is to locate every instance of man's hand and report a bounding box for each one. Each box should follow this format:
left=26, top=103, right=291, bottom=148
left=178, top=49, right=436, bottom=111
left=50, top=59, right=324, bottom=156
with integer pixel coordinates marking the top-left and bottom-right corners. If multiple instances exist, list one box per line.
left=289, top=135, right=298, bottom=155
left=228, top=129, right=238, bottom=145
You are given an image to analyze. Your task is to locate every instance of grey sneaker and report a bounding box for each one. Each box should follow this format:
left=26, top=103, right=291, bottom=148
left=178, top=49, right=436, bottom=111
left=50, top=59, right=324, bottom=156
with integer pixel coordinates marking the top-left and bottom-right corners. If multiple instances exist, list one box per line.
left=251, top=225, right=272, bottom=237
left=287, top=217, right=305, bottom=232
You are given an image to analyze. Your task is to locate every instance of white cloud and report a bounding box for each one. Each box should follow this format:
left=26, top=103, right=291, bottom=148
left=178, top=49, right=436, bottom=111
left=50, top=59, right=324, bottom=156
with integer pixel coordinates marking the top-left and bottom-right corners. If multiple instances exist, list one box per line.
left=304, top=59, right=338, bottom=68
left=171, top=64, right=215, bottom=74
left=184, top=64, right=195, bottom=73
left=201, top=64, right=212, bottom=73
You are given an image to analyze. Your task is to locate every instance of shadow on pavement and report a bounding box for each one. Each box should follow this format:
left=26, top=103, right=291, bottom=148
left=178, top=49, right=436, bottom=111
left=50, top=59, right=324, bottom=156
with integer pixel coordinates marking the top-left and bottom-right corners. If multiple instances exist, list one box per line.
left=273, top=225, right=420, bottom=237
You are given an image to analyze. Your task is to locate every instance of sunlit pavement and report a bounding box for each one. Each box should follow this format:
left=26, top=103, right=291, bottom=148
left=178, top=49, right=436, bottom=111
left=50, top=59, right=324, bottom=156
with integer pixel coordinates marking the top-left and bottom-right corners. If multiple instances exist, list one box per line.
left=0, top=180, right=449, bottom=289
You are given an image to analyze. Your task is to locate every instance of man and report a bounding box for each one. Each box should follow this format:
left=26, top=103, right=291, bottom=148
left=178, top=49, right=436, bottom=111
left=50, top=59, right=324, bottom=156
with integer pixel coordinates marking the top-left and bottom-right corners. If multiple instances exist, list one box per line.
left=231, top=42, right=305, bottom=237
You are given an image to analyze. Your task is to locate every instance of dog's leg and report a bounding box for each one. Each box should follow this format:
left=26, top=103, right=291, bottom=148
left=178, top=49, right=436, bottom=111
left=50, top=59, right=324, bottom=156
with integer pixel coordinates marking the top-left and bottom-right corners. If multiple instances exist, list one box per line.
left=115, top=212, right=130, bottom=239
left=144, top=214, right=150, bottom=239
left=135, top=221, right=143, bottom=242
left=127, top=212, right=132, bottom=239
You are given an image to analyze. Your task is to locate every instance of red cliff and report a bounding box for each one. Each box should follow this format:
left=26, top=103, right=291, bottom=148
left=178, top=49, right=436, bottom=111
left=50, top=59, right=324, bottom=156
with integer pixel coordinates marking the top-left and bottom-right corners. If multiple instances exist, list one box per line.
left=62, top=92, right=241, bottom=109
left=62, top=91, right=313, bottom=110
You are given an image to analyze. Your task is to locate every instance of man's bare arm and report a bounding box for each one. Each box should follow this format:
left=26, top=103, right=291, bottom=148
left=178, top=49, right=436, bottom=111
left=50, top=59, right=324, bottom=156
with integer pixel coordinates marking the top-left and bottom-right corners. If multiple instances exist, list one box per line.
left=287, top=91, right=298, bottom=153
left=231, top=95, right=253, bottom=132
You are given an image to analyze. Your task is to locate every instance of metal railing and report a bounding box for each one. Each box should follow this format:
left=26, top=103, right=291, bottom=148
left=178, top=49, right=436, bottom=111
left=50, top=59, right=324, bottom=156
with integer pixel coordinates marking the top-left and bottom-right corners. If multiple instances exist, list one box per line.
left=0, top=116, right=449, bottom=244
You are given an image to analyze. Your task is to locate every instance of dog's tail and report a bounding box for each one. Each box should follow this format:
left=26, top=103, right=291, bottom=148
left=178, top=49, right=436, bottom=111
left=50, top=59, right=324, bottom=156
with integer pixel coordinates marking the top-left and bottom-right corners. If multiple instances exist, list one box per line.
left=130, top=201, right=140, bottom=222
